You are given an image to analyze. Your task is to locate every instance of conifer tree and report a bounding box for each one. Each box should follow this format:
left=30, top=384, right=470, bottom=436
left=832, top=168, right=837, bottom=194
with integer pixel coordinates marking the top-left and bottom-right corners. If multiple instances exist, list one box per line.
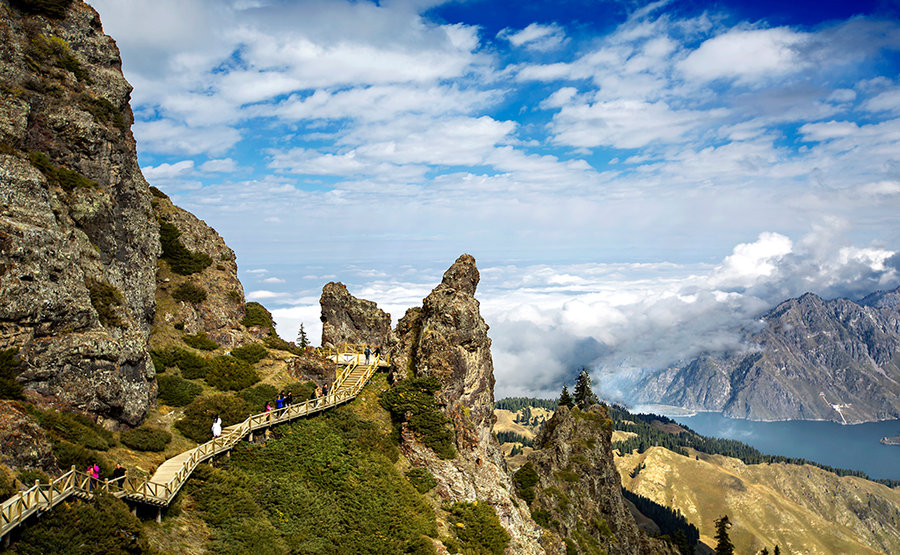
left=714, top=515, right=734, bottom=555
left=296, top=323, right=309, bottom=349
left=558, top=385, right=574, bottom=407
left=774, top=546, right=780, bottom=555
left=573, top=369, right=597, bottom=409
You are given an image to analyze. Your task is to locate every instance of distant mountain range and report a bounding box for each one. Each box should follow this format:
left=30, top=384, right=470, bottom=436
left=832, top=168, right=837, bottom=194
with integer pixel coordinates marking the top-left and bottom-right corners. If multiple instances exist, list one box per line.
left=633, top=287, right=900, bottom=424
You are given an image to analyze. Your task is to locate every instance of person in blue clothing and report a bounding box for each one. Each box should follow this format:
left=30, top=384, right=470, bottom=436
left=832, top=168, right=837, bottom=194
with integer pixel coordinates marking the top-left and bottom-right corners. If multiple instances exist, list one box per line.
left=364, top=345, right=371, bottom=364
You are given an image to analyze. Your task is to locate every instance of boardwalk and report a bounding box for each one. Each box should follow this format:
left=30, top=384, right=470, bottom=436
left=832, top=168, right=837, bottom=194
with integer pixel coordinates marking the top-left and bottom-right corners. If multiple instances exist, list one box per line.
left=0, top=350, right=386, bottom=544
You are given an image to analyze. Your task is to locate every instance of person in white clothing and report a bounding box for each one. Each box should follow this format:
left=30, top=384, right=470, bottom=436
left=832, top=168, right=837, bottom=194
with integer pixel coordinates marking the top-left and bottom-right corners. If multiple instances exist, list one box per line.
left=211, top=415, right=222, bottom=438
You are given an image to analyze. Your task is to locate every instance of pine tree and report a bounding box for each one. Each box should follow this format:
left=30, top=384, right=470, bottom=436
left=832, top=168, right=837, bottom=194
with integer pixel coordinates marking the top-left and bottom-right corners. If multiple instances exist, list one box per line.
left=573, top=369, right=597, bottom=409
left=296, top=323, right=309, bottom=349
left=773, top=546, right=780, bottom=555
left=558, top=385, right=574, bottom=408
left=714, top=515, right=734, bottom=555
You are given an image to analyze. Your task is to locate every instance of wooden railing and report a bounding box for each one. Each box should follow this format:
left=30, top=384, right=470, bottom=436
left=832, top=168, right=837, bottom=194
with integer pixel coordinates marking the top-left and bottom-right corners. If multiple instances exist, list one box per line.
left=0, top=352, right=382, bottom=544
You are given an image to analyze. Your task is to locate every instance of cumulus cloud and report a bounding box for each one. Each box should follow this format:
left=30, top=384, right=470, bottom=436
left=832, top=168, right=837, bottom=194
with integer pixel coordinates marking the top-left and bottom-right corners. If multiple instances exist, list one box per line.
left=679, top=27, right=808, bottom=84
left=498, top=23, right=568, bottom=51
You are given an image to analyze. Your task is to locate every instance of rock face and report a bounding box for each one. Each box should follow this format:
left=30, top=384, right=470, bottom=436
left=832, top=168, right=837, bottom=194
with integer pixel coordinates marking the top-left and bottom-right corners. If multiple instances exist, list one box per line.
left=393, top=255, right=547, bottom=553
left=0, top=0, right=157, bottom=425
left=635, top=288, right=900, bottom=423
left=151, top=193, right=249, bottom=349
left=319, top=281, right=393, bottom=349
left=529, top=406, right=675, bottom=555
left=0, top=401, right=55, bottom=471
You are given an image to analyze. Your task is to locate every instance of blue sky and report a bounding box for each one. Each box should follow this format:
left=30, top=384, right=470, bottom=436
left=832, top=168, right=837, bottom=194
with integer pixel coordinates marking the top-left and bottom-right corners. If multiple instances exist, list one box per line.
left=91, top=0, right=900, bottom=399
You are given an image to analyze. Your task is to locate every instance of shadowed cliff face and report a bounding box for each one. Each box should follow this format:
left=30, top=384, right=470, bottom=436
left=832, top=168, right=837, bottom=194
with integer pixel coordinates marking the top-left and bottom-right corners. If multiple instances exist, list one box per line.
left=635, top=288, right=900, bottom=423
left=530, top=406, right=676, bottom=555
left=319, top=281, right=394, bottom=349
left=0, top=0, right=157, bottom=425
left=393, top=255, right=549, bottom=554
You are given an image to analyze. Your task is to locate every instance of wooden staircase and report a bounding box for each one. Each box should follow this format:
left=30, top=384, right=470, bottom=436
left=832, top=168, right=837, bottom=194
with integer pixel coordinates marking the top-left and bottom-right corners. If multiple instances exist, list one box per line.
left=0, top=350, right=387, bottom=545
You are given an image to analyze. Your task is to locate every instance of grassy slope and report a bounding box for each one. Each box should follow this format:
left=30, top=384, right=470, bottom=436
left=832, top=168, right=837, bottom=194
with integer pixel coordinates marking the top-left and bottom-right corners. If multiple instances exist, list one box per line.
left=616, top=446, right=900, bottom=554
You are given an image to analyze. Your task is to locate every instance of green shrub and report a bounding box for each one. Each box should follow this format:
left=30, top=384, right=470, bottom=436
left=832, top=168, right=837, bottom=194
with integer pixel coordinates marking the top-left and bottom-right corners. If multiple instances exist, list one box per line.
left=119, top=426, right=171, bottom=452
left=173, top=322, right=185, bottom=330
left=532, top=508, right=553, bottom=528
left=262, top=333, right=302, bottom=355
left=448, top=501, right=510, bottom=555
left=0, top=466, right=15, bottom=498
left=158, top=220, right=213, bottom=275
left=238, top=384, right=278, bottom=412
left=240, top=302, right=274, bottom=329
left=0, top=348, right=24, bottom=400
left=406, top=468, right=437, bottom=493
left=185, top=404, right=437, bottom=554
left=150, top=346, right=207, bottom=377
left=86, top=278, right=122, bottom=328
left=175, top=394, right=250, bottom=443
left=380, top=377, right=456, bottom=459
left=9, top=0, right=74, bottom=18
left=149, top=185, right=168, bottom=199
left=514, top=461, right=539, bottom=505
left=29, top=151, right=97, bottom=191
left=34, top=408, right=113, bottom=451
left=183, top=332, right=218, bottom=351
left=0, top=142, right=17, bottom=156
left=284, top=381, right=316, bottom=403
left=78, top=93, right=126, bottom=131
left=12, top=493, right=149, bottom=555
left=231, top=343, right=268, bottom=364
left=51, top=440, right=111, bottom=477
left=17, top=468, right=50, bottom=486
left=172, top=282, right=207, bottom=304
left=25, top=34, right=89, bottom=82
left=205, top=356, right=259, bottom=391
left=227, top=289, right=242, bottom=303
left=157, top=374, right=202, bottom=406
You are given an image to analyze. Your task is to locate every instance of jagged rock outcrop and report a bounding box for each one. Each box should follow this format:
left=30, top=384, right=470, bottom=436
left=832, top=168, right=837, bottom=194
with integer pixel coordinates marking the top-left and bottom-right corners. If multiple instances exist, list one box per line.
left=393, top=255, right=548, bottom=554
left=286, top=352, right=336, bottom=387
left=0, top=0, right=157, bottom=425
left=529, top=405, right=676, bottom=555
left=635, top=288, right=900, bottom=423
left=319, top=281, right=394, bottom=349
left=150, top=192, right=249, bottom=349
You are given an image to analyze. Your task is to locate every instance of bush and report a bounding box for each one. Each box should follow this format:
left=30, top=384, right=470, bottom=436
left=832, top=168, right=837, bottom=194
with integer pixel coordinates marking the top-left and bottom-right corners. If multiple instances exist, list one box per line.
left=238, top=384, right=278, bottom=412
left=240, top=302, right=274, bottom=330
left=448, top=501, right=510, bottom=555
left=159, top=220, right=213, bottom=276
left=9, top=0, right=74, bottom=18
left=157, top=374, right=203, bottom=406
left=231, top=343, right=268, bottom=364
left=51, top=440, right=111, bottom=477
left=205, top=356, right=259, bottom=391
left=173, top=282, right=207, bottom=304
left=0, top=466, right=15, bottom=498
left=17, top=469, right=50, bottom=486
left=78, top=93, right=126, bottom=131
left=86, top=278, right=122, bottom=328
left=380, top=377, right=456, bottom=459
left=406, top=468, right=437, bottom=493
left=150, top=346, right=208, bottom=378
left=29, top=151, right=96, bottom=191
left=149, top=185, right=168, bottom=199
left=0, top=348, right=24, bottom=400
left=119, top=426, right=171, bottom=452
left=262, top=334, right=302, bottom=355
left=176, top=394, right=250, bottom=443
left=183, top=332, right=218, bottom=351
left=514, top=461, right=539, bottom=505
left=12, top=493, right=149, bottom=555
left=34, top=408, right=113, bottom=451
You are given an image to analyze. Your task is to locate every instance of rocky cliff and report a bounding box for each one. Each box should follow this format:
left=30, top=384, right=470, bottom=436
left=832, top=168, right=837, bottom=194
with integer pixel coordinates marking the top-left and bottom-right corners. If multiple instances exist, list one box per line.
left=150, top=191, right=250, bottom=349
left=392, top=255, right=548, bottom=553
left=319, top=281, right=394, bottom=349
left=635, top=288, right=900, bottom=423
left=529, top=406, right=676, bottom=555
left=0, top=0, right=157, bottom=425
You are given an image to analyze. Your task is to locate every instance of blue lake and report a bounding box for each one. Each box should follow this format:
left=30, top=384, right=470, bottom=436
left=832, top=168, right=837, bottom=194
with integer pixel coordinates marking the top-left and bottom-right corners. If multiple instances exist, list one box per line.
left=657, top=412, right=900, bottom=481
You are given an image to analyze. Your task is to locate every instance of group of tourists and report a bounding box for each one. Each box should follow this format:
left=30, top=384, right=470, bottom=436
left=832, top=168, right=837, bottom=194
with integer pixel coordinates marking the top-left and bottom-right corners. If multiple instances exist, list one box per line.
left=84, top=462, right=127, bottom=491
left=266, top=390, right=295, bottom=412
left=363, top=345, right=382, bottom=364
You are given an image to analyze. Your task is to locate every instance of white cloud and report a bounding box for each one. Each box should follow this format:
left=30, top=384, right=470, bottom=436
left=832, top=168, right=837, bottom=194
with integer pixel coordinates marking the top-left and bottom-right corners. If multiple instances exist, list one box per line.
left=134, top=120, right=241, bottom=156
left=142, top=160, right=195, bottom=181
left=799, top=121, right=860, bottom=141
left=864, top=88, right=900, bottom=113
left=246, top=290, right=288, bottom=300
left=262, top=277, right=286, bottom=284
left=679, top=27, right=808, bottom=84
left=498, top=22, right=568, bottom=51
left=200, top=158, right=238, bottom=173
